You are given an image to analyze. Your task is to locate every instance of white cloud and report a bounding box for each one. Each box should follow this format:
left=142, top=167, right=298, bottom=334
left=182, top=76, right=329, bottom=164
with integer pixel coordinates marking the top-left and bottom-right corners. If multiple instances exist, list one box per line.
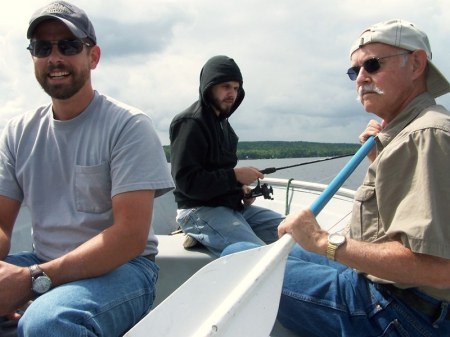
left=1, top=0, right=450, bottom=145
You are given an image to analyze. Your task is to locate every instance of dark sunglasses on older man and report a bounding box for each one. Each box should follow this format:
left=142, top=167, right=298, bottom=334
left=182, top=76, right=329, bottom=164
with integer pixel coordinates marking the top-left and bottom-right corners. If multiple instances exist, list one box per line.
left=346, top=52, right=412, bottom=80
left=27, top=39, right=93, bottom=58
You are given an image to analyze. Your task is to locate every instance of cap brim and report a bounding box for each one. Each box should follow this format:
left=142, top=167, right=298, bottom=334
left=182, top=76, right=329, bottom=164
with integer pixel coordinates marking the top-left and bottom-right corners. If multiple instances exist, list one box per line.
left=427, top=61, right=450, bottom=98
left=27, top=15, right=87, bottom=40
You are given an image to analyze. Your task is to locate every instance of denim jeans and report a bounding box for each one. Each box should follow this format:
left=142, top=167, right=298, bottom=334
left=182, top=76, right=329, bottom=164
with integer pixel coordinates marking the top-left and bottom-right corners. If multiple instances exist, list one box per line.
left=177, top=205, right=283, bottom=256
left=6, top=252, right=159, bottom=337
left=278, top=245, right=450, bottom=337
left=222, top=243, right=450, bottom=337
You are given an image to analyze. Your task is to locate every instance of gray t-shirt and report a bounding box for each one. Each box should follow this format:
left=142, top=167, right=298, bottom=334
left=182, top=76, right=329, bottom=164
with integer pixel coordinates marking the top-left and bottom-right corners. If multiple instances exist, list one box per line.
left=0, top=91, right=174, bottom=260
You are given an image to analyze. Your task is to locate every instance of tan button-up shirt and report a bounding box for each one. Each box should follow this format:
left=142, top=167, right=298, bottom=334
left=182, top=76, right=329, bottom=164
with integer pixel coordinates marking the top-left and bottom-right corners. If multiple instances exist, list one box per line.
left=350, top=92, right=450, bottom=301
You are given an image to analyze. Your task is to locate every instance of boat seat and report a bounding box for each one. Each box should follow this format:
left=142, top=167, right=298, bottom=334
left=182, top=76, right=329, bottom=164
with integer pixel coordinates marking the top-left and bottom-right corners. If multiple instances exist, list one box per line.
left=152, top=191, right=220, bottom=306
left=154, top=233, right=216, bottom=307
left=153, top=234, right=298, bottom=337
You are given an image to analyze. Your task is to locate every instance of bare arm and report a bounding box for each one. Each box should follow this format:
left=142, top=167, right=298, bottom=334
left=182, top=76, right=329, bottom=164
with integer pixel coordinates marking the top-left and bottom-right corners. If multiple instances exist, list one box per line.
left=279, top=208, right=450, bottom=288
left=0, top=196, right=30, bottom=316
left=0, top=196, right=21, bottom=259
left=0, top=189, right=155, bottom=315
left=341, top=237, right=450, bottom=288
left=44, top=189, right=155, bottom=284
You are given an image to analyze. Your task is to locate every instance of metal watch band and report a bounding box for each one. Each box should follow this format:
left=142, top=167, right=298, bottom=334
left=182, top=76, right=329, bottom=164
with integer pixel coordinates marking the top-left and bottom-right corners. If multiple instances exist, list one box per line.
left=326, top=243, right=338, bottom=260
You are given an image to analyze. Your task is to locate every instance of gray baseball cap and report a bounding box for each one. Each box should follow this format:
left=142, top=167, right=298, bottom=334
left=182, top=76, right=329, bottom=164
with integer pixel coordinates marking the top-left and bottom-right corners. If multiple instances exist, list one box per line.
left=27, top=1, right=96, bottom=44
left=350, top=19, right=450, bottom=98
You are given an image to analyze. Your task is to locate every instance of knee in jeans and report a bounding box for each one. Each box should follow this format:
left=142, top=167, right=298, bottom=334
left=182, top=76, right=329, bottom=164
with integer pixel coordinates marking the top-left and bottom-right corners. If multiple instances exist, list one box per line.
left=18, top=299, right=85, bottom=336
left=221, top=241, right=261, bottom=257
left=18, top=306, right=57, bottom=336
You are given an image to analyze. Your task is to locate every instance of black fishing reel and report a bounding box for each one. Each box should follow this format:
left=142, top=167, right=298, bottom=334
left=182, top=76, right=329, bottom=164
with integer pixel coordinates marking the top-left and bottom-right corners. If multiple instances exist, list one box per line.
left=244, top=179, right=274, bottom=200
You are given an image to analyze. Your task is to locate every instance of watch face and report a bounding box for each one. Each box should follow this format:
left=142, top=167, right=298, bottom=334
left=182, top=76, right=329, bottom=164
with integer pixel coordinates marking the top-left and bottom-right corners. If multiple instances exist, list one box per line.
left=33, top=275, right=52, bottom=294
left=329, top=233, right=346, bottom=245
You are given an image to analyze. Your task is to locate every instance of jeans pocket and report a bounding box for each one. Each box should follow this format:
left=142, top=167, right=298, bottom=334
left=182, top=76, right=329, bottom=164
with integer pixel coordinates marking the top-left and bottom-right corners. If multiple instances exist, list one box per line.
left=377, top=319, right=410, bottom=337
left=368, top=298, right=431, bottom=337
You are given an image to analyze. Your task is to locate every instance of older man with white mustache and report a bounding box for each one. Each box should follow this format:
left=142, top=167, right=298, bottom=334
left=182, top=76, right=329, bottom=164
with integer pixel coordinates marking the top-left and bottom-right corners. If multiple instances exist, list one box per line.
left=277, top=19, right=450, bottom=337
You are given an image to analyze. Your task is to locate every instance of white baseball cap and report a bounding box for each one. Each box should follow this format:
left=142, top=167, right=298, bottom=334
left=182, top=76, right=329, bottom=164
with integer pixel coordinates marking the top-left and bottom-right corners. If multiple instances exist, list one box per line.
left=350, top=19, right=450, bottom=98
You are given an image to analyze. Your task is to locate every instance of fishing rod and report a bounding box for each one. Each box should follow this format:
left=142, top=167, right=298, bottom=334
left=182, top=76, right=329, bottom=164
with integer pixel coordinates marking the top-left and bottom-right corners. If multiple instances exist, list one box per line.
left=247, top=153, right=355, bottom=200
left=259, top=153, right=355, bottom=174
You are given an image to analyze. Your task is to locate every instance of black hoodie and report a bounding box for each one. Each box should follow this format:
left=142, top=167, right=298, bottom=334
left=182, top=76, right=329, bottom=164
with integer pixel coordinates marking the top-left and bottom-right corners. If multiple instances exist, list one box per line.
left=169, top=55, right=246, bottom=210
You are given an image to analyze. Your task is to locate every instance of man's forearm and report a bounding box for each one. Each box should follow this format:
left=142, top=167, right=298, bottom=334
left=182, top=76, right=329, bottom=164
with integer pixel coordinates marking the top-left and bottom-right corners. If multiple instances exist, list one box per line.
left=0, top=233, right=11, bottom=260
left=40, top=190, right=155, bottom=287
left=40, top=226, right=147, bottom=286
left=339, top=238, right=450, bottom=288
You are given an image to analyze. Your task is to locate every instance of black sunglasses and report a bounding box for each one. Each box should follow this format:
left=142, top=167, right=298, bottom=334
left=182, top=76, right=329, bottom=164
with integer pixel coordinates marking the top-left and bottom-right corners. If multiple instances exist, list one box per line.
left=346, top=52, right=412, bottom=81
left=27, top=39, right=92, bottom=58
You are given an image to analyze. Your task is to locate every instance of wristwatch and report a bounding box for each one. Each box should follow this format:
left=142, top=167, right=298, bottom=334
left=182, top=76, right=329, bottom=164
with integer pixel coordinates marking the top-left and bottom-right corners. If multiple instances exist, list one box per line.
left=326, top=233, right=346, bottom=260
left=29, top=264, right=52, bottom=295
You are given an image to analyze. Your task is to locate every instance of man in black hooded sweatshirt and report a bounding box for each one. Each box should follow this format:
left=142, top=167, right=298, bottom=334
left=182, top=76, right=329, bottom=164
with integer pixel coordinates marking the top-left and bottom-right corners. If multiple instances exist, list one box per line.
left=170, top=55, right=283, bottom=256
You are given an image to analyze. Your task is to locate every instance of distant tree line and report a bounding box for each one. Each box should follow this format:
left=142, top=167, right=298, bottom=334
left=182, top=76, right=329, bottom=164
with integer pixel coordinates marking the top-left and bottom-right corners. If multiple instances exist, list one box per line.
left=163, top=141, right=360, bottom=161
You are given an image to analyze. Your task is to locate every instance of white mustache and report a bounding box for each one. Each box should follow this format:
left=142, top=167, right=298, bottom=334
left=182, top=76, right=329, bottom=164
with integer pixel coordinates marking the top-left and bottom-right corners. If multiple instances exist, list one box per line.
left=357, top=84, right=384, bottom=100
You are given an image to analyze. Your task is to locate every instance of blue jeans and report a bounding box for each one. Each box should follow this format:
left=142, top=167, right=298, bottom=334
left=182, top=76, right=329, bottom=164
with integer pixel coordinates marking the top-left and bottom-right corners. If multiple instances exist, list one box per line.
left=222, top=243, right=450, bottom=337
left=177, top=205, right=283, bottom=256
left=6, top=252, right=159, bottom=337
left=279, top=245, right=450, bottom=337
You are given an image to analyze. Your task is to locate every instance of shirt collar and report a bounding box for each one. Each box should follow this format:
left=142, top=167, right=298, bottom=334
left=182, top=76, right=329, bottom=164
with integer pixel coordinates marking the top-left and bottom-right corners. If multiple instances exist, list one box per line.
left=376, top=92, right=436, bottom=150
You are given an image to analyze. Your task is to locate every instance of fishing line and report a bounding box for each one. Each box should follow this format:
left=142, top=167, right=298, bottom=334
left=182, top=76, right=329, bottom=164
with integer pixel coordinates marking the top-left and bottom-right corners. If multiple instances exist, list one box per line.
left=259, top=153, right=355, bottom=174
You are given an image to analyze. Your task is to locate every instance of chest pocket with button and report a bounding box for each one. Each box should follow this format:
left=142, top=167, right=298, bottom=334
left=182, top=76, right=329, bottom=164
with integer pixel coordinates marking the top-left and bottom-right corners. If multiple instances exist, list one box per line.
left=350, top=185, right=380, bottom=241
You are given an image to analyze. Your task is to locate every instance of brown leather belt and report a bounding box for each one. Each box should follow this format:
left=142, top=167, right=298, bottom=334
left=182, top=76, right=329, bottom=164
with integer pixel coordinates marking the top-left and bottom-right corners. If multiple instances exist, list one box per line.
left=384, top=284, right=450, bottom=320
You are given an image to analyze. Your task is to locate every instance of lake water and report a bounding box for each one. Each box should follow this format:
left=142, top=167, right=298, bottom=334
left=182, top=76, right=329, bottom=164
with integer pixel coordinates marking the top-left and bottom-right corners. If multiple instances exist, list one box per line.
left=237, top=156, right=370, bottom=190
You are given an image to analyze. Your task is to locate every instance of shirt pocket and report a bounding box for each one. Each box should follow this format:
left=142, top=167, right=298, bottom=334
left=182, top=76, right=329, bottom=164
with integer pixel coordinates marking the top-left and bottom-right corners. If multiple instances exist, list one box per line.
left=350, top=185, right=380, bottom=241
left=75, top=162, right=111, bottom=213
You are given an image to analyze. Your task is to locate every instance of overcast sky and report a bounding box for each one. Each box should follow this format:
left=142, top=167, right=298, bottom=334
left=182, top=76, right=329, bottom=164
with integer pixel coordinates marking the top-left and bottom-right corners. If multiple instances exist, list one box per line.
left=1, top=0, right=450, bottom=146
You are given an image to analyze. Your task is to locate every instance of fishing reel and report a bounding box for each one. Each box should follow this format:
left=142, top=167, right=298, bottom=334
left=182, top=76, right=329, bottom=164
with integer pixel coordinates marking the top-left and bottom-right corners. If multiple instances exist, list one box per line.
left=244, top=179, right=274, bottom=200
